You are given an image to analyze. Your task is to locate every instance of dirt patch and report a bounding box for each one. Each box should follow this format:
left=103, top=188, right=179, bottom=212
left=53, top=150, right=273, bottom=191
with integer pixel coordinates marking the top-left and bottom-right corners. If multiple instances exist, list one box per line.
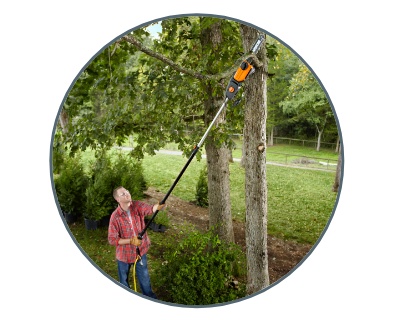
left=143, top=187, right=312, bottom=285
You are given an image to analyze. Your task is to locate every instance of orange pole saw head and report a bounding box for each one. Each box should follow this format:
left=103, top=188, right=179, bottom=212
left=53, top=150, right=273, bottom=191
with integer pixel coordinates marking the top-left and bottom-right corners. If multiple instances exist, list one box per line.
left=225, top=34, right=265, bottom=100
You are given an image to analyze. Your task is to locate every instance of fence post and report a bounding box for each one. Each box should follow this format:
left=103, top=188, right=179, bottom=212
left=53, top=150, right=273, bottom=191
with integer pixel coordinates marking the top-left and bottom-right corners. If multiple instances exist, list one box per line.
left=289, top=139, right=291, bottom=145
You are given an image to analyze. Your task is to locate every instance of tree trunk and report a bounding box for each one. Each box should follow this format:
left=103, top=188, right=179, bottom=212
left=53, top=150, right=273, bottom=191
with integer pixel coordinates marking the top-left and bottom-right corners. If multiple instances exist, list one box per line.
left=204, top=87, right=234, bottom=245
left=240, top=24, right=269, bottom=296
left=229, top=148, right=234, bottom=163
left=240, top=129, right=246, bottom=167
left=316, top=114, right=328, bottom=152
left=129, top=135, right=134, bottom=148
left=335, top=135, right=340, bottom=153
left=332, top=144, right=342, bottom=192
left=317, top=129, right=322, bottom=151
left=59, top=106, right=69, bottom=134
left=201, top=19, right=234, bottom=245
left=270, top=127, right=274, bottom=146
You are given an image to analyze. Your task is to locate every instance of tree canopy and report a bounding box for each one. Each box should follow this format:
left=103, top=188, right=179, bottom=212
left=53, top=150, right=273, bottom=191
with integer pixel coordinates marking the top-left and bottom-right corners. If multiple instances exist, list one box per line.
left=279, top=63, right=335, bottom=149
left=55, top=18, right=337, bottom=164
left=56, top=18, right=277, bottom=162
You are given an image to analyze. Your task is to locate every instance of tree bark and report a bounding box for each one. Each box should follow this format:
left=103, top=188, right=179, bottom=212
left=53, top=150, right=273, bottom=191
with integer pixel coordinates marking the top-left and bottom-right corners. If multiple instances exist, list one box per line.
left=317, top=129, right=322, bottom=151
left=270, top=127, right=274, bottom=146
left=59, top=107, right=69, bottom=134
left=229, top=148, right=234, bottom=163
left=201, top=19, right=234, bottom=245
left=332, top=144, right=342, bottom=192
left=240, top=24, right=269, bottom=296
left=335, top=135, right=340, bottom=153
left=316, top=114, right=328, bottom=151
left=240, top=130, right=246, bottom=167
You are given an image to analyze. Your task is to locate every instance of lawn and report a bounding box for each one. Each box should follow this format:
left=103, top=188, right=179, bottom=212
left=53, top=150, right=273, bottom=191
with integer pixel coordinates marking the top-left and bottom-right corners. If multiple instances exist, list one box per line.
left=118, top=135, right=339, bottom=171
left=59, top=147, right=338, bottom=303
left=75, top=148, right=337, bottom=245
left=68, top=218, right=166, bottom=295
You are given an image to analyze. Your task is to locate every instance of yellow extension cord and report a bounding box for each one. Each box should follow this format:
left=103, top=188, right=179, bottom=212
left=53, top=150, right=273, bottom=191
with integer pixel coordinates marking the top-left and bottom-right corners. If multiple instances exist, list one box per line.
left=133, top=255, right=141, bottom=292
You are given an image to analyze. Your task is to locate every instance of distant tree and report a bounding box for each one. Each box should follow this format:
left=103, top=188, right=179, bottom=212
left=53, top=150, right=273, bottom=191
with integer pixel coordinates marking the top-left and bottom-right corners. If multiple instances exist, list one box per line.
left=266, top=38, right=300, bottom=145
left=280, top=64, right=333, bottom=151
left=332, top=144, right=342, bottom=192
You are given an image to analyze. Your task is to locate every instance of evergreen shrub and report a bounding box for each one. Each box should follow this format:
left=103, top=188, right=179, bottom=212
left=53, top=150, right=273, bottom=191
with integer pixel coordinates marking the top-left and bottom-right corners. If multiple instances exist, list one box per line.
left=54, top=154, right=88, bottom=217
left=154, top=224, right=246, bottom=305
left=113, top=152, right=147, bottom=199
left=85, top=174, right=113, bottom=221
left=85, top=151, right=147, bottom=221
left=52, top=130, right=65, bottom=175
left=154, top=208, right=170, bottom=227
left=85, top=153, right=115, bottom=221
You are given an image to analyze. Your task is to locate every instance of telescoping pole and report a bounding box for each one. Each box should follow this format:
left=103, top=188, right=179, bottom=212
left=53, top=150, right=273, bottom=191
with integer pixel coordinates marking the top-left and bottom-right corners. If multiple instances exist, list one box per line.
left=137, top=34, right=265, bottom=240
left=137, top=97, right=229, bottom=240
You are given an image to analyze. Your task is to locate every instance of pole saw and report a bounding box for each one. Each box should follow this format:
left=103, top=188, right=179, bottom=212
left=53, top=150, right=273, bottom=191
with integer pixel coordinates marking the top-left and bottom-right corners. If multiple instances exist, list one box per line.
left=137, top=34, right=265, bottom=242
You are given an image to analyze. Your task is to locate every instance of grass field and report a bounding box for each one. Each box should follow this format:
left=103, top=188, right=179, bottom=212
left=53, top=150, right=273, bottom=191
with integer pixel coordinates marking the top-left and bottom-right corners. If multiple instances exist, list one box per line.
left=75, top=147, right=337, bottom=244
left=67, top=218, right=166, bottom=295
left=119, top=136, right=339, bottom=171
left=59, top=146, right=338, bottom=302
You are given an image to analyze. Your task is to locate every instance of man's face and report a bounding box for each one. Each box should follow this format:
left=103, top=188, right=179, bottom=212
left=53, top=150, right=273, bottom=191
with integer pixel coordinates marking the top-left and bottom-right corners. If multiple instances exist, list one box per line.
left=117, top=188, right=131, bottom=204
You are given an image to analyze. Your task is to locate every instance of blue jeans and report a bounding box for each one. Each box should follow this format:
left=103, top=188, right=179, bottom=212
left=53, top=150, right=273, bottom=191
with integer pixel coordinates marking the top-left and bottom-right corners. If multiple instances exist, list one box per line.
left=117, top=254, right=157, bottom=299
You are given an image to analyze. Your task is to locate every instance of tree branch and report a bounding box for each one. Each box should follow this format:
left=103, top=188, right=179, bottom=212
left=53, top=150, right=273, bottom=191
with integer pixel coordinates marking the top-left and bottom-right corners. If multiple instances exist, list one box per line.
left=205, top=52, right=263, bottom=82
left=111, top=114, right=204, bottom=132
left=121, top=35, right=264, bottom=83
left=122, top=35, right=205, bottom=80
left=182, top=114, right=204, bottom=122
left=111, top=39, right=122, bottom=57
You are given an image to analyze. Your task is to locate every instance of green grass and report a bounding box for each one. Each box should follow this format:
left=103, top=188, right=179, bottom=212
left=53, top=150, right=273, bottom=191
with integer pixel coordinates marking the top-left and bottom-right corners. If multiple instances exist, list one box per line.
left=67, top=218, right=166, bottom=296
left=61, top=147, right=337, bottom=302
left=74, top=147, right=337, bottom=245
left=118, top=136, right=339, bottom=170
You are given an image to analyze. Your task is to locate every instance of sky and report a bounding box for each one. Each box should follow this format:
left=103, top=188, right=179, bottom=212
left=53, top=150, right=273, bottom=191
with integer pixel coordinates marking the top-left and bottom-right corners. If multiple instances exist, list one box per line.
left=146, top=22, right=162, bottom=38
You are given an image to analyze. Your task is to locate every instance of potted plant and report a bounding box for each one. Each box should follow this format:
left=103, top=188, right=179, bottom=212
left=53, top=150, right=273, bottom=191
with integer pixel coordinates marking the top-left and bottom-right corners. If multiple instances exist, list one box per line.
left=54, top=155, right=88, bottom=223
left=85, top=170, right=115, bottom=230
left=85, top=152, right=115, bottom=230
left=108, top=152, right=148, bottom=226
left=152, top=208, right=170, bottom=233
left=112, top=153, right=147, bottom=199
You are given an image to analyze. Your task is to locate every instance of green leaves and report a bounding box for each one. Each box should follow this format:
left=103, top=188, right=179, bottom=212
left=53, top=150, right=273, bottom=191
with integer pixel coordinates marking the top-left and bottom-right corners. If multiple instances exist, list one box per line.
left=85, top=152, right=147, bottom=221
left=58, top=17, right=250, bottom=168
left=153, top=224, right=246, bottom=305
left=54, top=154, right=88, bottom=216
left=266, top=42, right=278, bottom=61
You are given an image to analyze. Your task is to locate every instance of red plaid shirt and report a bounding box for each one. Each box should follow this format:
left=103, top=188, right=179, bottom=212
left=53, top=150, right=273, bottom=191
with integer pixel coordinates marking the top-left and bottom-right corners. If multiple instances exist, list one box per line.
left=108, top=201, right=154, bottom=263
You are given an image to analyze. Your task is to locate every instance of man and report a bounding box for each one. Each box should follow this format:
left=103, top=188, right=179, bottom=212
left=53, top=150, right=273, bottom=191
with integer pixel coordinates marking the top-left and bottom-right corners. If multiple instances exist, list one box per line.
left=108, top=186, right=166, bottom=298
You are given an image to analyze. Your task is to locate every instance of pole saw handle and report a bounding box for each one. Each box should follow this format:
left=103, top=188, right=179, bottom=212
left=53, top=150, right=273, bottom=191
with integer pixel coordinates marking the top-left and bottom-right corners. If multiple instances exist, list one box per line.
left=137, top=205, right=163, bottom=240
left=137, top=145, right=200, bottom=240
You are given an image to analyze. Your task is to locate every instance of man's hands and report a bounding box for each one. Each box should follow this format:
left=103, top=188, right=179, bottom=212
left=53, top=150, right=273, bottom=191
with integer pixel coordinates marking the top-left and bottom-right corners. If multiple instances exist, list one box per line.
left=152, top=202, right=167, bottom=213
left=157, top=202, right=167, bottom=211
left=130, top=236, right=141, bottom=246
